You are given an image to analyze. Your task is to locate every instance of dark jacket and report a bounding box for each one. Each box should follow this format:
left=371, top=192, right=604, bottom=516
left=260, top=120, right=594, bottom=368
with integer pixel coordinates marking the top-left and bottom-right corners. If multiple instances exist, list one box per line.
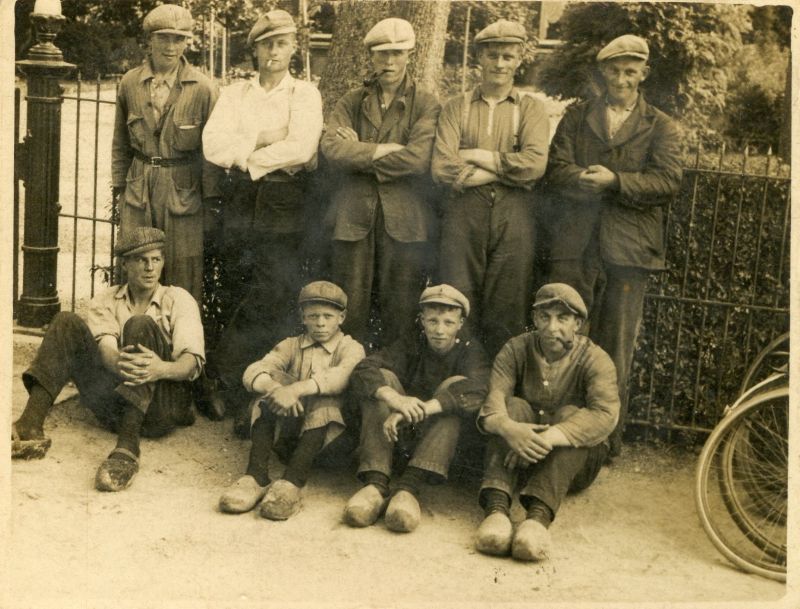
left=544, top=94, right=682, bottom=270
left=320, top=79, right=441, bottom=243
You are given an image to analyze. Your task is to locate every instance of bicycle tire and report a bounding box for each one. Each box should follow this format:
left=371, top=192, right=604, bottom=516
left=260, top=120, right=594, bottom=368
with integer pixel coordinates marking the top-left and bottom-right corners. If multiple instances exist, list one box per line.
left=740, top=332, right=789, bottom=394
left=695, top=385, right=788, bottom=582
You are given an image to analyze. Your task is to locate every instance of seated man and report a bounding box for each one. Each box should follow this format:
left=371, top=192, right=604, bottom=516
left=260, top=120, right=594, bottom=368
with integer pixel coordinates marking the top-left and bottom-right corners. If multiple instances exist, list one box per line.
left=475, top=283, right=619, bottom=561
left=11, top=228, right=205, bottom=492
left=218, top=281, right=365, bottom=520
left=344, top=285, right=490, bottom=533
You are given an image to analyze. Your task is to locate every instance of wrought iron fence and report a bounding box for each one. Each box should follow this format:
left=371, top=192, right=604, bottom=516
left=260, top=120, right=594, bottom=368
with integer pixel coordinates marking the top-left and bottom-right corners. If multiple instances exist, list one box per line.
left=12, top=80, right=791, bottom=439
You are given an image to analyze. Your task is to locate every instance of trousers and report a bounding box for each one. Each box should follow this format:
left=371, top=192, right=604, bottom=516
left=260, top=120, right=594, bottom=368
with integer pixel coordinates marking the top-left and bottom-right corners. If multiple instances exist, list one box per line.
left=23, top=311, right=194, bottom=437
left=480, top=396, right=607, bottom=518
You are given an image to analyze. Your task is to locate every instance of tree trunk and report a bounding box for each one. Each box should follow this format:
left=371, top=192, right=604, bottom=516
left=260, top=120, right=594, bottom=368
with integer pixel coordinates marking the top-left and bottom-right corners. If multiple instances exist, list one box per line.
left=319, top=0, right=451, bottom=117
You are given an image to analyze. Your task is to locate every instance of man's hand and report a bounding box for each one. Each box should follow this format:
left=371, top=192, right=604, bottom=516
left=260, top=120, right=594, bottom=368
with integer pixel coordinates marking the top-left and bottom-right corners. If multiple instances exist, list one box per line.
left=375, top=387, right=427, bottom=424
left=578, top=165, right=618, bottom=193
left=335, top=126, right=359, bottom=142
left=382, top=412, right=405, bottom=443
left=119, top=344, right=169, bottom=386
left=372, top=142, right=404, bottom=161
left=458, top=148, right=497, bottom=173
left=265, top=385, right=304, bottom=417
left=500, top=420, right=553, bottom=464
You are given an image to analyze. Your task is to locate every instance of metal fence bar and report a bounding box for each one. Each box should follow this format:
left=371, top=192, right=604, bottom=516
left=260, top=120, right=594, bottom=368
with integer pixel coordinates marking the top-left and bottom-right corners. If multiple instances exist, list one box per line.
left=13, top=87, right=21, bottom=315
left=90, top=76, right=101, bottom=297
left=70, top=74, right=81, bottom=311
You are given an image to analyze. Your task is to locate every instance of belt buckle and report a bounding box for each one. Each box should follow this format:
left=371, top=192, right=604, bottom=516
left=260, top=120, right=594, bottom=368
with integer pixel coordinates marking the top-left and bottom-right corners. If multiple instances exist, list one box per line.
left=150, top=156, right=163, bottom=167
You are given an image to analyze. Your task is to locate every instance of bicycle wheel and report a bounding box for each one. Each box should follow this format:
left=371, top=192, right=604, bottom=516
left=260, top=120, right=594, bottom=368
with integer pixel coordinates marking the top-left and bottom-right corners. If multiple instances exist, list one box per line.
left=695, top=385, right=788, bottom=581
left=740, top=332, right=789, bottom=394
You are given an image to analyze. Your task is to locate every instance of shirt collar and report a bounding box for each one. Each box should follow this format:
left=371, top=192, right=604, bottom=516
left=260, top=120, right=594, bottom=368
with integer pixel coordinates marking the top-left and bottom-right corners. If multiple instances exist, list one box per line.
left=474, top=86, right=519, bottom=104
left=605, top=93, right=639, bottom=113
left=300, top=330, right=343, bottom=354
left=115, top=283, right=165, bottom=308
left=247, top=71, right=295, bottom=94
left=140, top=56, right=188, bottom=84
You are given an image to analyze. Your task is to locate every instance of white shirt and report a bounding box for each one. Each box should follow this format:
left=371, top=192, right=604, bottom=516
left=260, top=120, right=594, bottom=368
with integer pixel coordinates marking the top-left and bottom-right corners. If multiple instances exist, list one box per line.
left=202, top=72, right=323, bottom=180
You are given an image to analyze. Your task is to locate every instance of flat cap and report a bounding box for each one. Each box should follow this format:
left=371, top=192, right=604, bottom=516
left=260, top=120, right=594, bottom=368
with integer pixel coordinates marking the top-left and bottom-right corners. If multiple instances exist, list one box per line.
left=532, top=283, right=588, bottom=319
left=364, top=18, right=415, bottom=51
left=419, top=284, right=470, bottom=318
left=143, top=4, right=193, bottom=38
left=596, top=34, right=649, bottom=62
left=474, top=19, right=527, bottom=45
left=298, top=281, right=348, bottom=310
left=115, top=227, right=166, bottom=258
left=248, top=9, right=297, bottom=46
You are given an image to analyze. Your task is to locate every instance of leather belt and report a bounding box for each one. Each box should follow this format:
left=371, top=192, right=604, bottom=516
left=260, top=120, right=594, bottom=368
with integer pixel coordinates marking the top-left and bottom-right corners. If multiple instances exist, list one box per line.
left=134, top=149, right=197, bottom=167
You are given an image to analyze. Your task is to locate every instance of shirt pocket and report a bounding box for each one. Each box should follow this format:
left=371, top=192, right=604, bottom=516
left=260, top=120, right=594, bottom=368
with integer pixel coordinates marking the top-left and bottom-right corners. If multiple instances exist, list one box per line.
left=167, top=165, right=202, bottom=216
left=172, top=111, right=202, bottom=152
left=127, top=113, right=146, bottom=149
left=124, top=159, right=147, bottom=209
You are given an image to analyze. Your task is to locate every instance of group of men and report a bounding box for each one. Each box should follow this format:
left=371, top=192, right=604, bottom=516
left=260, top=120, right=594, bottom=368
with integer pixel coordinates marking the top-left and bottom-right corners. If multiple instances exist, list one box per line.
left=11, top=4, right=682, bottom=563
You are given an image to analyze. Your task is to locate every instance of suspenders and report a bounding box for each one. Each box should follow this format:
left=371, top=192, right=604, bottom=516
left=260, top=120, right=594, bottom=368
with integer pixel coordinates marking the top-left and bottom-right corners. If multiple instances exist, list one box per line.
left=460, top=88, right=523, bottom=152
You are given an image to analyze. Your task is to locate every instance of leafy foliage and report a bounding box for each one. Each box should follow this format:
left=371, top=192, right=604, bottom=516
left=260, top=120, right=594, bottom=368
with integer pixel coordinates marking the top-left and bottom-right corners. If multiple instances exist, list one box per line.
left=533, top=2, right=752, bottom=140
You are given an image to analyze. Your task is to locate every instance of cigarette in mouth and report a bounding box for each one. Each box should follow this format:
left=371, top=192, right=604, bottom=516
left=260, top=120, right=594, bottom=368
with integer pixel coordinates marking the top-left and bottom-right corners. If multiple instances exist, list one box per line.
left=266, top=59, right=273, bottom=67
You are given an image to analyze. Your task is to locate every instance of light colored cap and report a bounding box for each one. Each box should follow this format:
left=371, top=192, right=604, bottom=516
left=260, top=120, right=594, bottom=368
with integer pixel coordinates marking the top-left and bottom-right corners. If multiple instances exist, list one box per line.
left=596, top=34, right=649, bottom=62
left=248, top=10, right=297, bottom=46
left=298, top=281, right=348, bottom=310
left=143, top=4, right=193, bottom=38
left=532, top=283, right=588, bottom=319
left=364, top=18, right=415, bottom=51
left=115, top=227, right=166, bottom=258
left=474, top=19, right=527, bottom=45
left=419, top=284, right=470, bottom=317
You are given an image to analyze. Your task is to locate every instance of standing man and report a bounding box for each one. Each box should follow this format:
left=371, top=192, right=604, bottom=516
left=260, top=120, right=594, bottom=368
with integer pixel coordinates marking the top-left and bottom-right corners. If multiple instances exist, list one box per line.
left=544, top=35, right=682, bottom=455
left=112, top=4, right=221, bottom=303
left=432, top=20, right=549, bottom=359
left=11, top=228, right=206, bottom=492
left=202, top=10, right=324, bottom=427
left=321, top=18, right=441, bottom=349
left=475, top=284, right=619, bottom=561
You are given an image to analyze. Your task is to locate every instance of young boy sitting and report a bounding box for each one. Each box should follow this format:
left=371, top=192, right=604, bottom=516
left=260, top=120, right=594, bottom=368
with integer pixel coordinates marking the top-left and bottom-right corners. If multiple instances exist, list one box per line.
left=218, top=281, right=365, bottom=520
left=344, top=284, right=490, bottom=532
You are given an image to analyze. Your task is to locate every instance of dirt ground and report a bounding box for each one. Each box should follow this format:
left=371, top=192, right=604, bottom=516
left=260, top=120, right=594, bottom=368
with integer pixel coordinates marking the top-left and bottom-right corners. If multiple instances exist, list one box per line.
left=6, top=357, right=791, bottom=609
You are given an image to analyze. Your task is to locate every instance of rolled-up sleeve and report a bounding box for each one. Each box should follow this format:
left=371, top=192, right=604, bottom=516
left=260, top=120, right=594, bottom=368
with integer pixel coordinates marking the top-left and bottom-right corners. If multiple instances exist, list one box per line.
left=496, top=97, right=549, bottom=186
left=431, top=96, right=468, bottom=187
left=311, top=337, right=366, bottom=395
left=88, top=289, right=122, bottom=343
left=434, top=342, right=491, bottom=416
left=166, top=288, right=205, bottom=379
left=248, top=82, right=324, bottom=180
left=553, top=349, right=620, bottom=447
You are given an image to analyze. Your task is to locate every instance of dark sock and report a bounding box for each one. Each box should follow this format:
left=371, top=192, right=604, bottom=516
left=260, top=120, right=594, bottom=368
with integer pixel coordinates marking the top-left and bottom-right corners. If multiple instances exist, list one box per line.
left=16, top=383, right=54, bottom=437
left=246, top=415, right=275, bottom=487
left=394, top=466, right=428, bottom=498
left=362, top=471, right=391, bottom=498
left=283, top=426, right=327, bottom=488
left=521, top=495, right=554, bottom=528
left=114, top=404, right=145, bottom=459
left=481, top=488, right=511, bottom=517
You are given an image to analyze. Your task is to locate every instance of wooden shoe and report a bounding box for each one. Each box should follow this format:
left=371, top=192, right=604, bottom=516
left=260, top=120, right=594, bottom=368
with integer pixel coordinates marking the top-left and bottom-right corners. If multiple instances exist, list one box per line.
left=219, top=475, right=268, bottom=514
left=259, top=479, right=301, bottom=520
left=476, top=511, right=513, bottom=556
left=343, top=484, right=388, bottom=527
left=511, top=519, right=551, bottom=561
left=385, top=490, right=420, bottom=533
left=11, top=423, right=51, bottom=460
left=95, top=448, right=139, bottom=492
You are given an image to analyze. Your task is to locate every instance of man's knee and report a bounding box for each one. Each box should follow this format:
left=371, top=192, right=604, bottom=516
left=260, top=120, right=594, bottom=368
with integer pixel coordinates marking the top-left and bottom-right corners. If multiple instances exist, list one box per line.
left=378, top=369, right=404, bottom=393
left=122, top=315, right=160, bottom=343
left=506, top=396, right=535, bottom=423
left=433, top=376, right=467, bottom=394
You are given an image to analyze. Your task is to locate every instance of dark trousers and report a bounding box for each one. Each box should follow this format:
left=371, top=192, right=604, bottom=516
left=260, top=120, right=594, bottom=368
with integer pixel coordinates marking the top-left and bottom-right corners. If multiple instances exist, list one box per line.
left=209, top=177, right=306, bottom=390
left=439, top=188, right=536, bottom=358
left=480, top=397, right=607, bottom=518
left=550, top=258, right=649, bottom=452
left=22, top=312, right=194, bottom=437
left=332, top=204, right=428, bottom=348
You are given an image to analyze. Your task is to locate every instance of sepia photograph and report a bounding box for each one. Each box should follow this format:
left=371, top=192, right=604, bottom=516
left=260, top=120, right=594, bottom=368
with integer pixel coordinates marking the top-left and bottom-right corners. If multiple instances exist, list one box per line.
left=1, top=0, right=796, bottom=607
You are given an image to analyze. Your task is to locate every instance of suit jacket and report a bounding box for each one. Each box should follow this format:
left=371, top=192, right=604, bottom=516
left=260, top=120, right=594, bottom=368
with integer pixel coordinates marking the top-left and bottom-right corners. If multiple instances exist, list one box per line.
left=320, top=79, right=441, bottom=243
left=544, top=94, right=682, bottom=270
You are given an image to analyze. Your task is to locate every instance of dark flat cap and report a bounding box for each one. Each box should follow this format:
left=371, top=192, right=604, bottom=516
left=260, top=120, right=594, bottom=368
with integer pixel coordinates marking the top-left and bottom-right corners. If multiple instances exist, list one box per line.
left=364, top=18, right=415, bottom=50
left=115, top=227, right=166, bottom=257
left=247, top=10, right=297, bottom=46
left=143, top=5, right=193, bottom=37
left=532, top=283, right=588, bottom=319
left=298, top=281, right=348, bottom=310
left=474, top=19, right=527, bottom=45
left=419, top=284, right=470, bottom=317
left=597, top=34, right=649, bottom=62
